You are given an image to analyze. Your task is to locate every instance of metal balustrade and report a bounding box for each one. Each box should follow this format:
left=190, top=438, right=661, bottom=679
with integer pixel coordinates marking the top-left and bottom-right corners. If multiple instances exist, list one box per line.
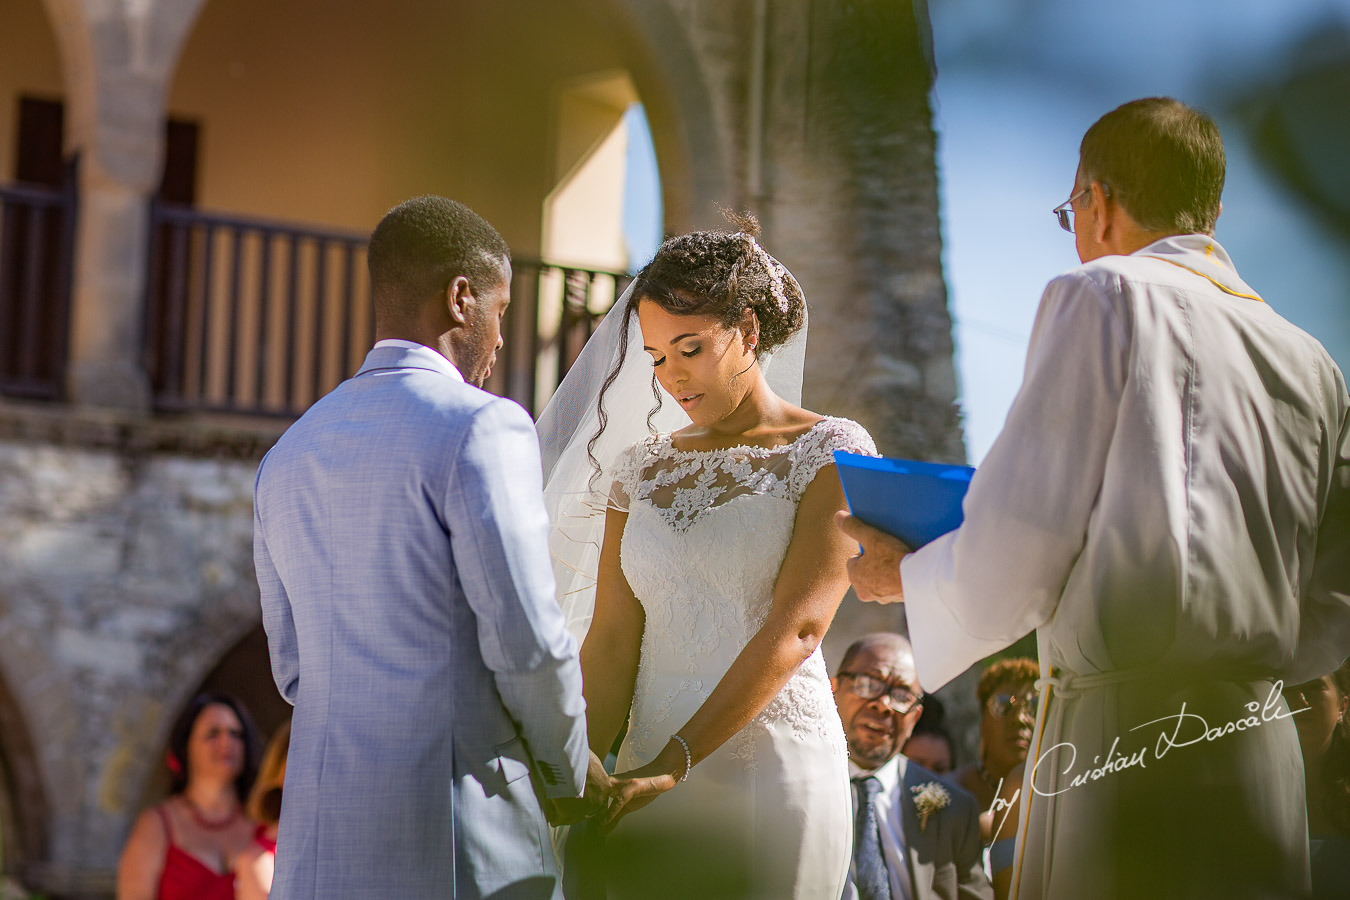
left=144, top=201, right=628, bottom=418
left=0, top=177, right=76, bottom=401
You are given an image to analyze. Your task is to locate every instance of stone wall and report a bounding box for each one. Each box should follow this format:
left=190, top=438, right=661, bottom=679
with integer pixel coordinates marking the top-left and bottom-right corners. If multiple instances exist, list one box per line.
left=0, top=405, right=276, bottom=896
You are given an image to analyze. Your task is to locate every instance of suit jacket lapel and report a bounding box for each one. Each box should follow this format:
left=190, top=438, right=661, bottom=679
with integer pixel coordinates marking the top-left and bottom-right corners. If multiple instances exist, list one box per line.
left=900, top=762, right=935, bottom=899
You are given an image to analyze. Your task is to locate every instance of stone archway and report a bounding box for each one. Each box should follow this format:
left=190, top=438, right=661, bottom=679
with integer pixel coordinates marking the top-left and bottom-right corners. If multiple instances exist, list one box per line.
left=39, top=0, right=210, bottom=409
left=0, top=676, right=47, bottom=887
left=162, top=0, right=682, bottom=247
left=578, top=0, right=735, bottom=234
left=0, top=621, right=54, bottom=889
left=26, top=0, right=740, bottom=416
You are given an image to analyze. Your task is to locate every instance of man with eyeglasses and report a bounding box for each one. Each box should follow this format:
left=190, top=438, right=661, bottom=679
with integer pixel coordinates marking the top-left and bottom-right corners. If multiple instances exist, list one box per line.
left=841, top=96, right=1350, bottom=899
left=832, top=633, right=992, bottom=900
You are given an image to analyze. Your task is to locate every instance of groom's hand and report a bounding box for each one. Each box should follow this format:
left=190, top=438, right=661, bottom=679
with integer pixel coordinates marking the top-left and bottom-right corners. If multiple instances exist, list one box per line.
left=582, top=751, right=614, bottom=815
left=598, top=741, right=686, bottom=834
left=546, top=752, right=613, bottom=826
left=836, top=512, right=910, bottom=604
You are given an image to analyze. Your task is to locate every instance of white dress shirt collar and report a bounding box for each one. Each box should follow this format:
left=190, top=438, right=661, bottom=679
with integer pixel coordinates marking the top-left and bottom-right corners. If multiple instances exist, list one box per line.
left=372, top=339, right=464, bottom=383
left=849, top=752, right=907, bottom=791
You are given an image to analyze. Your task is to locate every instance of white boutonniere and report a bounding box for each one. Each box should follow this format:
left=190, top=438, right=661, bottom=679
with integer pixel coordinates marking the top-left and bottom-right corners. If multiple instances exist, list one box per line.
left=910, top=781, right=951, bottom=832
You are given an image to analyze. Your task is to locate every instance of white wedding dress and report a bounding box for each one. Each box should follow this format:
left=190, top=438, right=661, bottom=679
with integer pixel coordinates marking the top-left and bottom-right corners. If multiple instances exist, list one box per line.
left=602, top=416, right=875, bottom=900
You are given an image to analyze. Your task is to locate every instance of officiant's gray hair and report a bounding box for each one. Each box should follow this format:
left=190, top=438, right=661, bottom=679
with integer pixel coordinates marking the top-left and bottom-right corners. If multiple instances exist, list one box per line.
left=1078, top=97, right=1225, bottom=236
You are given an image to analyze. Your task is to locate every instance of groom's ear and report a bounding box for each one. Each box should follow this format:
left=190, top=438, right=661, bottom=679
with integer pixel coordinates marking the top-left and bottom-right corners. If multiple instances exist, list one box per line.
left=444, top=276, right=473, bottom=328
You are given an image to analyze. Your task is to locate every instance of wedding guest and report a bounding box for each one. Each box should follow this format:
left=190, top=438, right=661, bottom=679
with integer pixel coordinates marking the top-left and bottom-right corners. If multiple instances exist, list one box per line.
left=233, top=720, right=290, bottom=900
left=950, top=658, right=1037, bottom=841
left=117, top=693, right=260, bottom=900
left=986, top=763, right=1024, bottom=900
left=903, top=731, right=954, bottom=777
left=833, top=632, right=992, bottom=900
left=1285, top=661, right=1350, bottom=899
left=842, top=96, right=1350, bottom=898
left=903, top=695, right=955, bottom=775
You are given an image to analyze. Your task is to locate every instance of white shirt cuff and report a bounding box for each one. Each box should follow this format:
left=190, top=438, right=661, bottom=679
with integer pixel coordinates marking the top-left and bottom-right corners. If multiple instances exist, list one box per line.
left=901, top=532, right=1010, bottom=692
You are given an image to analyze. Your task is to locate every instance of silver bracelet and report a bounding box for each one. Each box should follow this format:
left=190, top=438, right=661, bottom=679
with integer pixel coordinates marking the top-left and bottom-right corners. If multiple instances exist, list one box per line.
left=670, top=734, right=692, bottom=782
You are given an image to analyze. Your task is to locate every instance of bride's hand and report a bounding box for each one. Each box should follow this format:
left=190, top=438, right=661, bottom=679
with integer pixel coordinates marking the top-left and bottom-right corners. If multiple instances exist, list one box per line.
left=599, top=741, right=689, bottom=834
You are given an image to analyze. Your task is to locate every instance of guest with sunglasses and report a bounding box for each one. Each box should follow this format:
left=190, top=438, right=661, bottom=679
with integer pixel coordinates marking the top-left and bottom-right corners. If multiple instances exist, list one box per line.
left=950, top=658, right=1038, bottom=843
left=832, top=633, right=991, bottom=900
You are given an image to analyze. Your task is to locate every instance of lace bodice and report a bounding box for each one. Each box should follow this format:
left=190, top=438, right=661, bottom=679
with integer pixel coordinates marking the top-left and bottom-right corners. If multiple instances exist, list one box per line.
left=610, top=417, right=876, bottom=769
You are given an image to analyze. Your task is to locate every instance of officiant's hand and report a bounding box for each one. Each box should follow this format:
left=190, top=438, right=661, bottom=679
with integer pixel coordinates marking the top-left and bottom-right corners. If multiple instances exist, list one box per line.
left=547, top=751, right=614, bottom=826
left=598, top=742, right=685, bottom=834
left=837, top=512, right=910, bottom=604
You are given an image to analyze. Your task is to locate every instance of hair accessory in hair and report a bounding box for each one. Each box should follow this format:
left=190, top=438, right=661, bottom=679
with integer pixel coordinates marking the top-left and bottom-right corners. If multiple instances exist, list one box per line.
left=736, top=233, right=790, bottom=314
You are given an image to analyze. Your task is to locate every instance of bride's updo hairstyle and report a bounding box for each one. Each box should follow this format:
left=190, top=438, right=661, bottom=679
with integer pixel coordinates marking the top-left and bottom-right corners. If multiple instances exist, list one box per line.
left=587, top=210, right=806, bottom=472
left=629, top=210, right=806, bottom=353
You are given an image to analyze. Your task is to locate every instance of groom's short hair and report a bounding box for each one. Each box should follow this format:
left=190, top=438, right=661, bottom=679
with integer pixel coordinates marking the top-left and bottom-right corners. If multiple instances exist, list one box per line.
left=368, top=196, right=510, bottom=322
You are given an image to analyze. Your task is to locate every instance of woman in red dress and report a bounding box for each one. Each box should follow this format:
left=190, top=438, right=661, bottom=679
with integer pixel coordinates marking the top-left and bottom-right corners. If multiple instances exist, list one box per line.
left=117, top=693, right=260, bottom=900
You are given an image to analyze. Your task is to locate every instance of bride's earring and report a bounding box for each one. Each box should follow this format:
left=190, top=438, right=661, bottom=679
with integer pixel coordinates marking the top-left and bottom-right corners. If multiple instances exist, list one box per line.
left=730, top=333, right=759, bottom=385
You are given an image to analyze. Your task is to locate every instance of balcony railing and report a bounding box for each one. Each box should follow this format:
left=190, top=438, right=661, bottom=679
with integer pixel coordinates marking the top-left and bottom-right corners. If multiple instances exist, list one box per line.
left=0, top=175, right=77, bottom=401
left=488, top=261, right=631, bottom=414
left=144, top=202, right=628, bottom=418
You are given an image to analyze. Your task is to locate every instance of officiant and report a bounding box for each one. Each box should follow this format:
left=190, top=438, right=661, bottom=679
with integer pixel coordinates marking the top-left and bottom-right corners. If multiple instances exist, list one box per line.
left=840, top=96, right=1350, bottom=899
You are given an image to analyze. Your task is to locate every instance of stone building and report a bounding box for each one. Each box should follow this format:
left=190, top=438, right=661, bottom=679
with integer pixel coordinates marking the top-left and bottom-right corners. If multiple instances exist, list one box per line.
left=0, top=0, right=964, bottom=895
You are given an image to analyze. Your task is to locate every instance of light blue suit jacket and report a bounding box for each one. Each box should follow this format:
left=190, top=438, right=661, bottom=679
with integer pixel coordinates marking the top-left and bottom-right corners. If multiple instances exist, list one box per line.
left=254, top=345, right=588, bottom=899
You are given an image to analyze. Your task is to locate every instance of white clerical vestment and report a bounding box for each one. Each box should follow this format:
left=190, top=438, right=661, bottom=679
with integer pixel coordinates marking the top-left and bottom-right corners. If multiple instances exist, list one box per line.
left=902, top=235, right=1350, bottom=899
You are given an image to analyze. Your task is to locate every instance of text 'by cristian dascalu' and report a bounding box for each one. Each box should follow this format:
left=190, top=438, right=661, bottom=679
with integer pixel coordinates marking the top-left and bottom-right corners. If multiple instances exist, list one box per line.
left=987, top=680, right=1305, bottom=832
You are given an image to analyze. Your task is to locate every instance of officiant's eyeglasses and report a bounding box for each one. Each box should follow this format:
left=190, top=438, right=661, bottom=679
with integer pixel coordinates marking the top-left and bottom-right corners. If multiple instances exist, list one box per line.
left=838, top=672, right=923, bottom=713
left=1052, top=187, right=1091, bottom=233
left=987, top=691, right=1039, bottom=720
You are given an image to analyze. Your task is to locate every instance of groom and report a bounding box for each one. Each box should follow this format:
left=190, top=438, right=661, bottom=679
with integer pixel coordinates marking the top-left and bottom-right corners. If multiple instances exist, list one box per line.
left=254, top=196, right=590, bottom=899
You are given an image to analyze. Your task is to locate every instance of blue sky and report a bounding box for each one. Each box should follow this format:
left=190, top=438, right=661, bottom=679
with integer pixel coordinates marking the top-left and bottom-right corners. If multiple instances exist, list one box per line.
left=620, top=0, right=1350, bottom=462
left=932, top=0, right=1350, bottom=462
left=621, top=104, right=663, bottom=274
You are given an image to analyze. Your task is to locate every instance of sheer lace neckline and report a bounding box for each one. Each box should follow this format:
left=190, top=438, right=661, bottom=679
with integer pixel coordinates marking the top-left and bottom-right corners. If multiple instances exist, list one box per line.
left=662, top=416, right=832, bottom=457
left=613, top=416, right=872, bottom=534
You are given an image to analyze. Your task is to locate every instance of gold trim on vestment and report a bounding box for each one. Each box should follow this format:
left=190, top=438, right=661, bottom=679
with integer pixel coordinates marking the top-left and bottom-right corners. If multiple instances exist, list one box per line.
left=1142, top=255, right=1264, bottom=302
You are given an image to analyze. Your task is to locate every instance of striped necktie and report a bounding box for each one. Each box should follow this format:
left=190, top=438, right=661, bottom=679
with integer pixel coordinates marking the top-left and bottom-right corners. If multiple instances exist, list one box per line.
left=853, top=775, right=892, bottom=900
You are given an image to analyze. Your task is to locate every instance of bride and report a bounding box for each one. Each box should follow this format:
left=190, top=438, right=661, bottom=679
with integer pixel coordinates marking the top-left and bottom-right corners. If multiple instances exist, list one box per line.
left=538, top=214, right=874, bottom=899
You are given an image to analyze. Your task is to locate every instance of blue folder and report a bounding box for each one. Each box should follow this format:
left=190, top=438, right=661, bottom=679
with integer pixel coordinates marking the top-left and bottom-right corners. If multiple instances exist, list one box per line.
left=833, top=451, right=975, bottom=548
